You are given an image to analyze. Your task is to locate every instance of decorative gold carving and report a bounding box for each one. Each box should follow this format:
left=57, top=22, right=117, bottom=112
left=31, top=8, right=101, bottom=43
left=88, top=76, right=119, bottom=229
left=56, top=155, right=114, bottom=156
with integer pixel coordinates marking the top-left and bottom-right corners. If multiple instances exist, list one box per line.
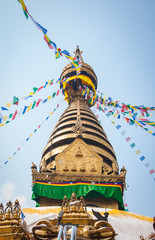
left=0, top=200, right=31, bottom=239
left=120, top=166, right=127, bottom=177
left=72, top=99, right=86, bottom=137
left=55, top=138, right=104, bottom=176
left=32, top=194, right=117, bottom=240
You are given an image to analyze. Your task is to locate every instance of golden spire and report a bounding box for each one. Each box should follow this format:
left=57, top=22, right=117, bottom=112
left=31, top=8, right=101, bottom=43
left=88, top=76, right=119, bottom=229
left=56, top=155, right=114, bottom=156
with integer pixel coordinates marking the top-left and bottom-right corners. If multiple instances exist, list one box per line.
left=74, top=45, right=84, bottom=62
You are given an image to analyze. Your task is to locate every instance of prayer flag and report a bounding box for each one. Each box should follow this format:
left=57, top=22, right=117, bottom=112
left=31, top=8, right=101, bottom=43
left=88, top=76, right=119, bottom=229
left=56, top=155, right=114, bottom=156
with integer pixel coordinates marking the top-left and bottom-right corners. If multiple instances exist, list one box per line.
left=55, top=49, right=61, bottom=59
left=121, top=130, right=126, bottom=136
left=56, top=90, right=60, bottom=96
left=9, top=113, right=13, bottom=118
left=26, top=137, right=29, bottom=141
left=149, top=169, right=155, bottom=175
left=32, top=101, right=36, bottom=109
left=1, top=107, right=8, bottom=111
left=130, top=143, right=136, bottom=148
left=6, top=103, right=11, bottom=107
left=56, top=77, right=61, bottom=83
left=33, top=21, right=47, bottom=34
left=135, top=150, right=141, bottom=155
left=33, top=87, right=38, bottom=93
left=36, top=99, right=41, bottom=107
left=47, top=96, right=52, bottom=100
left=140, top=156, right=145, bottom=161
left=43, top=81, right=48, bottom=88
left=61, top=50, right=71, bottom=57
left=27, top=103, right=32, bottom=112
left=17, top=0, right=28, bottom=19
left=144, top=163, right=150, bottom=167
left=43, top=98, right=48, bottom=103
left=116, top=125, right=121, bottom=129
left=37, top=86, right=43, bottom=92
left=52, top=92, right=56, bottom=98
left=13, top=96, right=19, bottom=105
left=43, top=35, right=53, bottom=49
left=106, top=112, right=111, bottom=117
left=22, top=106, right=28, bottom=114
left=12, top=110, right=18, bottom=120
left=29, top=92, right=35, bottom=96
left=21, top=210, right=25, bottom=223
left=4, top=116, right=7, bottom=121
left=125, top=137, right=131, bottom=142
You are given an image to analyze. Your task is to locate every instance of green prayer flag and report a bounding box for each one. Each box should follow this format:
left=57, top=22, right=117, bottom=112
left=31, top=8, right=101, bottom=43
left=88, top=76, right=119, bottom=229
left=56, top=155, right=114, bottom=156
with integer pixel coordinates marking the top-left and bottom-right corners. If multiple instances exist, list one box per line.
left=50, top=79, right=54, bottom=84
left=52, top=92, right=56, bottom=98
left=9, top=113, right=13, bottom=118
left=33, top=87, right=38, bottom=93
left=32, top=101, right=36, bottom=109
left=88, top=98, right=91, bottom=103
left=13, top=96, right=19, bottom=105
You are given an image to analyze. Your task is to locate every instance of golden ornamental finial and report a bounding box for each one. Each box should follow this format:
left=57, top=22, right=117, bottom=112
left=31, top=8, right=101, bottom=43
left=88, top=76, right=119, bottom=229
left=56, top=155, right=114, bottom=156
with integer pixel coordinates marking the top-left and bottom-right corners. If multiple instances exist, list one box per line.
left=74, top=45, right=84, bottom=62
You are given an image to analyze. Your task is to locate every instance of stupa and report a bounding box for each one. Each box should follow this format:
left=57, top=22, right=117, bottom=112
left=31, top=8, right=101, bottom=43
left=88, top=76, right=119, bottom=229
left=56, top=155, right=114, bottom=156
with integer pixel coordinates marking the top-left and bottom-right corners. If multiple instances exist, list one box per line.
left=0, top=47, right=154, bottom=240
left=31, top=46, right=126, bottom=210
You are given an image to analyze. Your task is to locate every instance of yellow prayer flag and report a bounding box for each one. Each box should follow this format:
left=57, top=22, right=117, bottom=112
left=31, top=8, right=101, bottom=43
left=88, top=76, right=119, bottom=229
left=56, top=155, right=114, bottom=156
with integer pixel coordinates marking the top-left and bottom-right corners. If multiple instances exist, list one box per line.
left=135, top=150, right=141, bottom=155
left=9, top=157, right=12, bottom=160
left=148, top=131, right=153, bottom=134
left=18, top=0, right=26, bottom=11
left=0, top=123, right=4, bottom=127
left=46, top=80, right=51, bottom=87
left=103, top=95, right=107, bottom=105
left=6, top=103, right=11, bottom=107
left=29, top=92, right=35, bottom=96
left=4, top=116, right=7, bottom=121
left=114, top=113, right=117, bottom=118
left=30, top=133, right=33, bottom=138
left=27, top=103, right=32, bottom=112
left=50, top=111, right=53, bottom=115
left=111, top=121, right=115, bottom=125
left=47, top=96, right=52, bottom=100
left=134, top=120, right=140, bottom=126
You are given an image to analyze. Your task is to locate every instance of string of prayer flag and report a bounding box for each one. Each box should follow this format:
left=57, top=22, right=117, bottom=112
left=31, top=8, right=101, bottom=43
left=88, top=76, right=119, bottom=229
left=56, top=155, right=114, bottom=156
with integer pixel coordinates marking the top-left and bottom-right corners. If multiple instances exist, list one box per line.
left=79, top=85, right=155, bottom=136
left=17, top=0, right=81, bottom=65
left=0, top=88, right=61, bottom=128
left=93, top=104, right=155, bottom=179
left=0, top=102, right=60, bottom=169
left=0, top=79, right=54, bottom=113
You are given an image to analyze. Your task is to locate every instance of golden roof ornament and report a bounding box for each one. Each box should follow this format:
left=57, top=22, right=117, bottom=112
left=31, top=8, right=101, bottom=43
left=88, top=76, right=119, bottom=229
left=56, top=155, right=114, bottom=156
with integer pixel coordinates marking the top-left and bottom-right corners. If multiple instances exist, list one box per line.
left=74, top=45, right=84, bottom=63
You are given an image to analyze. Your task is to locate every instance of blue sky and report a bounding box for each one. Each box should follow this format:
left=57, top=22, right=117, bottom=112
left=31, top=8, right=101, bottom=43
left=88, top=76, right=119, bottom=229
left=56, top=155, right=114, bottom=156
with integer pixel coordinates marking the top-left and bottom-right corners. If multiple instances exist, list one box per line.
left=0, top=0, right=154, bottom=217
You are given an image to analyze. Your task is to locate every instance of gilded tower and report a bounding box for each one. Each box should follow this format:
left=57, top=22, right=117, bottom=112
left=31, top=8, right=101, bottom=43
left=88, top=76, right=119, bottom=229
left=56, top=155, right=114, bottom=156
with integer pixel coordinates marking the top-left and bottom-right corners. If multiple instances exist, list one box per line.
left=31, top=46, right=126, bottom=210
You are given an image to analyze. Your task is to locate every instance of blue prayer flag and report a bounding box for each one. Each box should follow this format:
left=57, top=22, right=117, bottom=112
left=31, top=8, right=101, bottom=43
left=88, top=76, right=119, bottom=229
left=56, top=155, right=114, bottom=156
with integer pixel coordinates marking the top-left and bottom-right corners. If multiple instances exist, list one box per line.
left=22, top=106, right=28, bottom=114
left=140, top=156, right=145, bottom=161
left=116, top=125, right=121, bottom=129
left=1, top=107, right=8, bottom=111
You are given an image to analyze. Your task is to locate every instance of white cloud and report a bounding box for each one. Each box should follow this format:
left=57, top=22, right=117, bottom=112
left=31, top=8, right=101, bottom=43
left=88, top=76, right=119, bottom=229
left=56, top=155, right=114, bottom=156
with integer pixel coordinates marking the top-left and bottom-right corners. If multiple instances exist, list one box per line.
left=0, top=182, right=27, bottom=208
left=0, top=181, right=15, bottom=202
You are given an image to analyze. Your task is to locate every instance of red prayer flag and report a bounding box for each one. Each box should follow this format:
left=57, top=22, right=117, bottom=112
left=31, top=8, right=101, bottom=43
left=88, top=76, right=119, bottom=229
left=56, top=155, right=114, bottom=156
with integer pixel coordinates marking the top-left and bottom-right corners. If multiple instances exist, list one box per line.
left=37, top=86, right=43, bottom=92
left=126, top=137, right=131, bottom=142
left=36, top=99, right=41, bottom=107
left=149, top=169, right=155, bottom=175
left=12, top=110, right=18, bottom=120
